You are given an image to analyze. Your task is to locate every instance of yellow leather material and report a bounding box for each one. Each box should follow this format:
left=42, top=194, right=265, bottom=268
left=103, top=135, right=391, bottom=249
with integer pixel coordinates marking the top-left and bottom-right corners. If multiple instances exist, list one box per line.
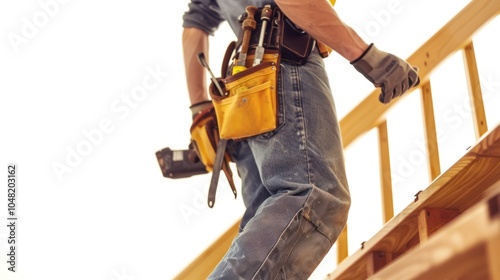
left=190, top=107, right=218, bottom=171
left=210, top=51, right=280, bottom=140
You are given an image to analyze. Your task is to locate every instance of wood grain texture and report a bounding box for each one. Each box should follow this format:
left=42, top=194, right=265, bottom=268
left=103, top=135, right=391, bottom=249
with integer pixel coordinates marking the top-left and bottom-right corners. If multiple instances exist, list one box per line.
left=366, top=251, right=392, bottom=277
left=368, top=190, right=500, bottom=280
left=378, top=121, right=394, bottom=224
left=420, top=82, right=441, bottom=181
left=463, top=41, right=488, bottom=139
left=328, top=124, right=500, bottom=280
left=418, top=208, right=460, bottom=243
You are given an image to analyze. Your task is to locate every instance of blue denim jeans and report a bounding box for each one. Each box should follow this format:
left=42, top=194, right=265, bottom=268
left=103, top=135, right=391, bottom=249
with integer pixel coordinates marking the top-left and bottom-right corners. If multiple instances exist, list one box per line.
left=209, top=49, right=351, bottom=279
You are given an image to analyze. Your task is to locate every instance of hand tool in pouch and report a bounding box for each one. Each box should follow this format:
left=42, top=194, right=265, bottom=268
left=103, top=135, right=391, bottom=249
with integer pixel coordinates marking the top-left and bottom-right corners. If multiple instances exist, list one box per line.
left=198, top=52, right=226, bottom=97
left=252, top=5, right=272, bottom=66
left=197, top=52, right=237, bottom=208
left=233, top=6, right=258, bottom=74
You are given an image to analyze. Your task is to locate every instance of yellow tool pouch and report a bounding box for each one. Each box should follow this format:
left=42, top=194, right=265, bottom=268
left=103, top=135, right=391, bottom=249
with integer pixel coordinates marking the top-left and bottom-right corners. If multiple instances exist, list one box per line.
left=189, top=105, right=237, bottom=207
left=209, top=50, right=280, bottom=140
left=189, top=106, right=218, bottom=171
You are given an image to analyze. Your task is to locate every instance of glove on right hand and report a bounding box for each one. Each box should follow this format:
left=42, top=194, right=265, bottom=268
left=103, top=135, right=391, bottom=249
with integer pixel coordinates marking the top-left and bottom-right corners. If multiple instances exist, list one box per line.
left=351, top=43, right=420, bottom=104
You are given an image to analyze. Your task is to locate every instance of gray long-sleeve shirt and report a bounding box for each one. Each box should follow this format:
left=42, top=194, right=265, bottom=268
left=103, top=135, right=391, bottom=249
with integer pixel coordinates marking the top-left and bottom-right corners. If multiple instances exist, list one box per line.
left=182, top=0, right=274, bottom=36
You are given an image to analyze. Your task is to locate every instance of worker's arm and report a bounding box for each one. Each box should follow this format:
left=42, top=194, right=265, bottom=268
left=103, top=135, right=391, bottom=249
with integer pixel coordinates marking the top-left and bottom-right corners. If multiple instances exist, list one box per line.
left=182, top=27, right=212, bottom=115
left=274, top=0, right=368, bottom=61
left=275, top=0, right=420, bottom=104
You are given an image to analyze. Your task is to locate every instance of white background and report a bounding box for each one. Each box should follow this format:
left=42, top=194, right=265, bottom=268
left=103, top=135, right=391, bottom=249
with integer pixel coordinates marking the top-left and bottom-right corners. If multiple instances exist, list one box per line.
left=1, top=0, right=499, bottom=279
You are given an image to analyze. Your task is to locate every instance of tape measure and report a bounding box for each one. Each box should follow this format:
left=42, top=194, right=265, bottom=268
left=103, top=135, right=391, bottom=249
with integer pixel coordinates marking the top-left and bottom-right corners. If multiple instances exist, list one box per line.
left=232, top=65, right=247, bottom=75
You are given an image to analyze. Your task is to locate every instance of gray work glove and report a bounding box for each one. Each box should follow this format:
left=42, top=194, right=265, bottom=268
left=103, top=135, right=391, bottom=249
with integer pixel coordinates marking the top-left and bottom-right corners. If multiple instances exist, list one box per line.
left=351, top=43, right=420, bottom=104
left=190, top=100, right=213, bottom=120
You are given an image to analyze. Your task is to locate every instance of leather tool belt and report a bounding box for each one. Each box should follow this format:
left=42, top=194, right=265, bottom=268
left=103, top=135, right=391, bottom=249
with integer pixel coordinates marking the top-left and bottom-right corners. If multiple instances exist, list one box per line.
left=212, top=5, right=328, bottom=141
left=198, top=5, right=332, bottom=208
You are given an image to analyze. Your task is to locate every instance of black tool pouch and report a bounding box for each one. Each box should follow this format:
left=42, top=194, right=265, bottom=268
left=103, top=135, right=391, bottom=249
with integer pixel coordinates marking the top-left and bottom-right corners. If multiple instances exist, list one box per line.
left=246, top=6, right=315, bottom=65
left=277, top=9, right=315, bottom=65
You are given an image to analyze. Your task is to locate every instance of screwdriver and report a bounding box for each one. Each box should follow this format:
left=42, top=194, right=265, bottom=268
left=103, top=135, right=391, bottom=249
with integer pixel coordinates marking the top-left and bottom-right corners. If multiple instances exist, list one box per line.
left=253, top=5, right=272, bottom=66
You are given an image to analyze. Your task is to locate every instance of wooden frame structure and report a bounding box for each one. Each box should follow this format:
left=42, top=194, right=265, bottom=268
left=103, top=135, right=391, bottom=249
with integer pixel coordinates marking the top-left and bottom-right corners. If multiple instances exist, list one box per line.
left=328, top=124, right=500, bottom=279
left=336, top=0, right=500, bottom=262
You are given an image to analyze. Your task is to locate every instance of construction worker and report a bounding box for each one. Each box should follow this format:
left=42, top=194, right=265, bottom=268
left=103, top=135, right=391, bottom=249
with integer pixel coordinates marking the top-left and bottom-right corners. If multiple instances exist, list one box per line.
left=182, top=0, right=419, bottom=278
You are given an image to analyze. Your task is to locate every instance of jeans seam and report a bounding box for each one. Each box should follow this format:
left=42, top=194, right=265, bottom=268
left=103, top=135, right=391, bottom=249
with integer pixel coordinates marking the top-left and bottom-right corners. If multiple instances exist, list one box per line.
left=293, top=65, right=313, bottom=185
left=303, top=194, right=335, bottom=245
left=257, top=63, right=286, bottom=139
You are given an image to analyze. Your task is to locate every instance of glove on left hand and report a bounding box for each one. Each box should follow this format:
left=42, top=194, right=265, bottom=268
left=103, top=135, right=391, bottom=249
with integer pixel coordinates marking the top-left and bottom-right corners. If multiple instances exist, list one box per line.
left=190, top=100, right=213, bottom=120
left=351, top=43, right=420, bottom=104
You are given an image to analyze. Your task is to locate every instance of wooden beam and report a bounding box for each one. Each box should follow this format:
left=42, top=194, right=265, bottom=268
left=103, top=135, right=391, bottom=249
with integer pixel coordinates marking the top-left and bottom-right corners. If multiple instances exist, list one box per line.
left=174, top=220, right=240, bottom=280
left=378, top=121, right=394, bottom=223
left=339, top=0, right=500, bottom=149
left=328, top=124, right=500, bottom=280
left=420, top=81, right=441, bottom=181
left=336, top=225, right=349, bottom=263
left=462, top=41, right=488, bottom=139
left=487, top=232, right=500, bottom=280
left=487, top=193, right=500, bottom=279
left=368, top=191, right=500, bottom=280
left=417, top=208, right=460, bottom=243
left=366, top=251, right=392, bottom=277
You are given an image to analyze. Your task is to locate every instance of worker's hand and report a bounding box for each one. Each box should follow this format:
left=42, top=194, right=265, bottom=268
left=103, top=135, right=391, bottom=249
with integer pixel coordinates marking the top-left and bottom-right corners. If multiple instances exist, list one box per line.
left=351, top=43, right=420, bottom=104
left=190, top=100, right=213, bottom=120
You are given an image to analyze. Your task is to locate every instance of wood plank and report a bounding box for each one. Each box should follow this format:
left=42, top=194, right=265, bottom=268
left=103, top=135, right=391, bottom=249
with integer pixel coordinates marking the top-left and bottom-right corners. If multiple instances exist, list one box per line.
left=336, top=225, right=349, bottom=263
left=418, top=208, right=460, bottom=243
left=420, top=81, right=441, bottom=181
left=487, top=229, right=500, bottom=280
left=368, top=189, right=500, bottom=280
left=174, top=220, right=240, bottom=280
left=366, top=251, right=392, bottom=277
left=487, top=192, right=500, bottom=279
left=339, top=0, right=500, bottom=149
left=328, top=124, right=500, bottom=280
left=378, top=121, right=394, bottom=223
left=463, top=41, right=488, bottom=139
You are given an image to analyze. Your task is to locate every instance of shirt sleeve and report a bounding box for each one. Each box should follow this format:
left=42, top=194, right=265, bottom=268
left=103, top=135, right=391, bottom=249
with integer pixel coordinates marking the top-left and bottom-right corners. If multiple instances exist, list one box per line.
left=182, top=0, right=225, bottom=36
